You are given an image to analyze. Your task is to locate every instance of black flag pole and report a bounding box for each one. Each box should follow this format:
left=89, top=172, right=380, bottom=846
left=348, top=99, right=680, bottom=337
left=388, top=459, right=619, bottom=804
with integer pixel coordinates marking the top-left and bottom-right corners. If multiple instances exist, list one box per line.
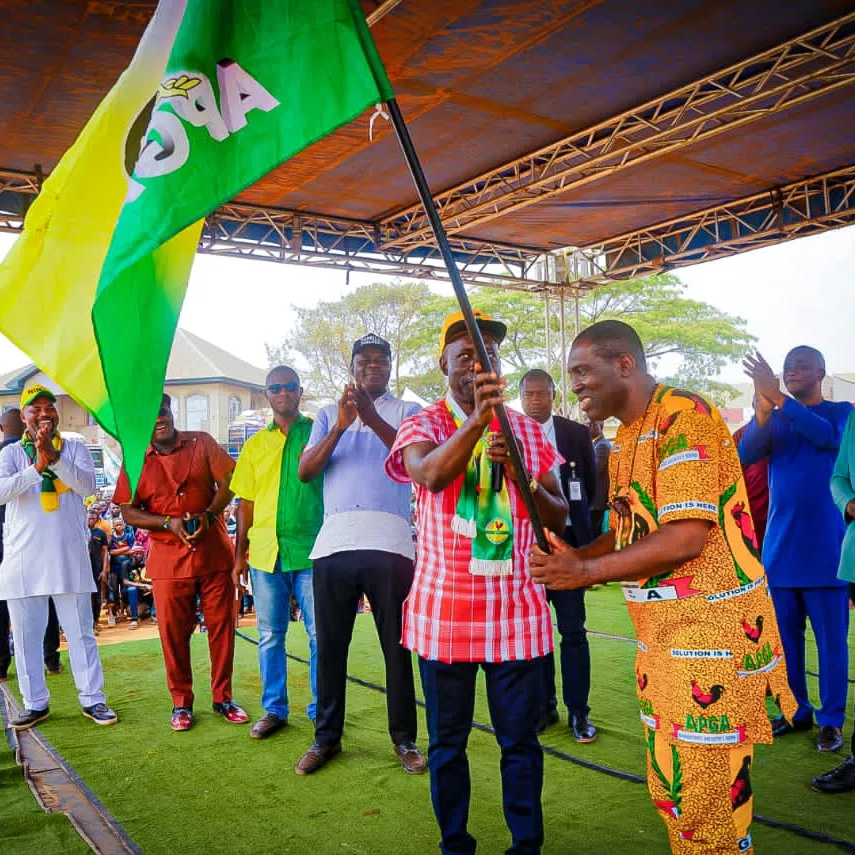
left=386, top=98, right=550, bottom=552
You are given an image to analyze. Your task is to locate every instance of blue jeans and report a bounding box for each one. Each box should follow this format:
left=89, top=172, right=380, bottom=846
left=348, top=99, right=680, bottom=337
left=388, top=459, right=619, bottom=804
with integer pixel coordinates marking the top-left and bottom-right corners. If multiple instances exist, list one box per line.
left=249, top=560, right=316, bottom=721
left=123, top=585, right=139, bottom=620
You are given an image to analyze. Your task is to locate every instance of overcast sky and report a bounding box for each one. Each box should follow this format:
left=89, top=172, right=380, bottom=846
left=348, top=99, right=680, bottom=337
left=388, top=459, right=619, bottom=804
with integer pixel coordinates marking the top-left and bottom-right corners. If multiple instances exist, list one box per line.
left=0, top=223, right=853, bottom=385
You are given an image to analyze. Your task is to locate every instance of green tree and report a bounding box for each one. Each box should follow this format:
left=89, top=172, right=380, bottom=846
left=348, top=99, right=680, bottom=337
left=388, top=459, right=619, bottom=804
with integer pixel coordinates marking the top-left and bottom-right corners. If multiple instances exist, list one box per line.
left=269, top=274, right=753, bottom=406
left=265, top=281, right=446, bottom=399
left=578, top=274, right=754, bottom=404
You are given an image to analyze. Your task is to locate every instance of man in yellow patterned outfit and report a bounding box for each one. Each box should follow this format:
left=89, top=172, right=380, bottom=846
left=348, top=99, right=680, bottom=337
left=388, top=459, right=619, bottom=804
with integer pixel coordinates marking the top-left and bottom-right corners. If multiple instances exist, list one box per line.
left=531, top=321, right=795, bottom=855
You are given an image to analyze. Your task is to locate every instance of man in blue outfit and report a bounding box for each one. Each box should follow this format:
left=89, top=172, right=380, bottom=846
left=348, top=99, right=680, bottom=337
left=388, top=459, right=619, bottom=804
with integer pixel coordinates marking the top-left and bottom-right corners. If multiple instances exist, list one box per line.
left=739, top=347, right=851, bottom=753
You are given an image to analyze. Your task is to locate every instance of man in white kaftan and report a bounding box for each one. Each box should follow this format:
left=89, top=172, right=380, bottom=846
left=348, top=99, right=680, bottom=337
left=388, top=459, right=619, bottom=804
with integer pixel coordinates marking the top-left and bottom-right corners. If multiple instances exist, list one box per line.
left=0, top=384, right=116, bottom=728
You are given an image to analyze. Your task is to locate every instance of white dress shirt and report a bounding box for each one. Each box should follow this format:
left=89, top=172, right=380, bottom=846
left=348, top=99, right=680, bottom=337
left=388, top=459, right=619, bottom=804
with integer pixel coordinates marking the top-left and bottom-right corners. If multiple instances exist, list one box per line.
left=0, top=438, right=96, bottom=598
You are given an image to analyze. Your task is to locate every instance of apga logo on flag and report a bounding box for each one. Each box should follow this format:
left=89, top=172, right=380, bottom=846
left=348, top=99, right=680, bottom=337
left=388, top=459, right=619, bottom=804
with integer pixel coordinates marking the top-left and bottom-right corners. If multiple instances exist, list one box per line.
left=126, top=60, right=280, bottom=202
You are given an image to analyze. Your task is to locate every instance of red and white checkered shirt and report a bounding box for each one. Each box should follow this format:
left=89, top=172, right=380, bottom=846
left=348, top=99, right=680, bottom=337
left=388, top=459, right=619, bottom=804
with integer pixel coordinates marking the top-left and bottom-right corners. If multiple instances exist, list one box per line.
left=385, top=401, right=560, bottom=663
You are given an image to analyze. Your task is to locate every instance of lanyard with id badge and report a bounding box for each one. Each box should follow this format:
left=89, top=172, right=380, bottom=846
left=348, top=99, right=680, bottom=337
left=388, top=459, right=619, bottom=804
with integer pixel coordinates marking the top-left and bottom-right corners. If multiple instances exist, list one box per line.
left=567, top=461, right=583, bottom=502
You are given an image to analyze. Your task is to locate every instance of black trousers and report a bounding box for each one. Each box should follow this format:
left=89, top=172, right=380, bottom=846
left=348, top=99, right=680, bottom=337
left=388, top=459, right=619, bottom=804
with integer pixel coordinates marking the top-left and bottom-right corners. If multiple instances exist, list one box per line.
left=0, top=597, right=61, bottom=676
left=539, top=586, right=591, bottom=718
left=313, top=549, right=417, bottom=745
left=419, top=657, right=544, bottom=855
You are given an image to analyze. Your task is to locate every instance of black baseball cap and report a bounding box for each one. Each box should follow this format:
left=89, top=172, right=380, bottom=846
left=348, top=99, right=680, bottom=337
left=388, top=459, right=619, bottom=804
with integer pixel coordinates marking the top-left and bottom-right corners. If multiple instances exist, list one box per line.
left=351, top=333, right=392, bottom=361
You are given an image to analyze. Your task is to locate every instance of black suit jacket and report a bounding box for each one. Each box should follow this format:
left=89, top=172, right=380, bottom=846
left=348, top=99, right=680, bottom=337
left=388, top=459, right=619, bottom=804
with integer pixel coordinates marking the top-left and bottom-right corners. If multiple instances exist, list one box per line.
left=553, top=415, right=596, bottom=548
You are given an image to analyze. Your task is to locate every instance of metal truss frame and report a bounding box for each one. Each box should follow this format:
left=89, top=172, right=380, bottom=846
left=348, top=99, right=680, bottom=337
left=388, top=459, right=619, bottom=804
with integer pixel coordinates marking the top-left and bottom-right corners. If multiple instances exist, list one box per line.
left=197, top=202, right=550, bottom=290
left=556, top=165, right=855, bottom=289
left=380, top=11, right=855, bottom=249
left=3, top=165, right=855, bottom=293
left=0, top=169, right=550, bottom=289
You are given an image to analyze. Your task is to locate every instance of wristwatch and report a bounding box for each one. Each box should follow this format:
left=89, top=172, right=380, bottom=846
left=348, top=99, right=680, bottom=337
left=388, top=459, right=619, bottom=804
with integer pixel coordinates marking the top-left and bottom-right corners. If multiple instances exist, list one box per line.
left=162, top=515, right=171, bottom=530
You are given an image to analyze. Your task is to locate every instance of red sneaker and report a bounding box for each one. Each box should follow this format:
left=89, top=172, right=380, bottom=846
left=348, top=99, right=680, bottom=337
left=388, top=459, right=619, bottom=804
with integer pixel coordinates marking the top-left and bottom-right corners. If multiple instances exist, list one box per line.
left=212, top=701, right=249, bottom=724
left=170, top=707, right=193, bottom=732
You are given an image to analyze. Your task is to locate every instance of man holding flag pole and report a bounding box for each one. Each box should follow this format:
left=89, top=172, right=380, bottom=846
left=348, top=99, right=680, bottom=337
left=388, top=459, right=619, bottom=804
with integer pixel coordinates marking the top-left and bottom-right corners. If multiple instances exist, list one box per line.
left=0, top=3, right=557, bottom=848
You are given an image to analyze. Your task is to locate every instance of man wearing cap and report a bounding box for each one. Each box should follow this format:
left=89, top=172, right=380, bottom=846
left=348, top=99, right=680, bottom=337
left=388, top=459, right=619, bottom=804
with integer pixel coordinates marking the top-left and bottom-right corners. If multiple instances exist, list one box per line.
left=294, top=334, right=425, bottom=776
left=0, top=385, right=117, bottom=728
left=115, top=393, right=248, bottom=732
left=385, top=312, right=568, bottom=855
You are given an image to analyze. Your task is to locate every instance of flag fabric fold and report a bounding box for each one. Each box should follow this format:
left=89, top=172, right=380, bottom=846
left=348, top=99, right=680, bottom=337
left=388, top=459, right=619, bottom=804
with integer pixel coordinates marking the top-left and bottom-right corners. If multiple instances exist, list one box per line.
left=1, top=0, right=394, bottom=492
left=0, top=0, right=188, bottom=436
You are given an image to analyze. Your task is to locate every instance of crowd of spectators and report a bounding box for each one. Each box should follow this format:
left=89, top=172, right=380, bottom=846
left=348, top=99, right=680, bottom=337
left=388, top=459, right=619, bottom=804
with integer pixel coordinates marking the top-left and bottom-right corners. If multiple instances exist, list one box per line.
left=85, top=496, right=155, bottom=631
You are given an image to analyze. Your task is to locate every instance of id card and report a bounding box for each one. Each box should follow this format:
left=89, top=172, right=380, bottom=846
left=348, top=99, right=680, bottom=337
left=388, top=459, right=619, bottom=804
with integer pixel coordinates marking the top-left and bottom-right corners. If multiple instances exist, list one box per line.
left=569, top=479, right=582, bottom=501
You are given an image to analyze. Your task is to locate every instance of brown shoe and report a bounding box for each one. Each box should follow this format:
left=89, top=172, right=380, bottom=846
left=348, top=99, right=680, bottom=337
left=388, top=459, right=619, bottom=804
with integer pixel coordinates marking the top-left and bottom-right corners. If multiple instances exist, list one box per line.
left=295, top=742, right=341, bottom=775
left=394, top=741, right=427, bottom=775
left=251, top=713, right=287, bottom=740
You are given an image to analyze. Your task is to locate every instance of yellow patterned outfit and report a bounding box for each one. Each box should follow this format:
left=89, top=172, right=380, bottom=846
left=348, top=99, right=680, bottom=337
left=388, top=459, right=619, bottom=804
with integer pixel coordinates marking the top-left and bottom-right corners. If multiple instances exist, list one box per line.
left=610, top=386, right=796, bottom=854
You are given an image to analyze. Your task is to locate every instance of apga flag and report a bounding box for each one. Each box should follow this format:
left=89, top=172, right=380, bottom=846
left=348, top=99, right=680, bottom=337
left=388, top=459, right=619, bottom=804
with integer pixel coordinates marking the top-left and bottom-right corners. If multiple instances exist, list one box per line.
left=0, top=0, right=188, bottom=437
left=1, top=0, right=393, bottom=492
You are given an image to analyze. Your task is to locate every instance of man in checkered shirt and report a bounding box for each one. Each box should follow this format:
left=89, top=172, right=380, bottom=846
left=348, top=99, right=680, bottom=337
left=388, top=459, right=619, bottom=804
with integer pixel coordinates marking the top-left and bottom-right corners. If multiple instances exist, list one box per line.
left=385, top=311, right=568, bottom=855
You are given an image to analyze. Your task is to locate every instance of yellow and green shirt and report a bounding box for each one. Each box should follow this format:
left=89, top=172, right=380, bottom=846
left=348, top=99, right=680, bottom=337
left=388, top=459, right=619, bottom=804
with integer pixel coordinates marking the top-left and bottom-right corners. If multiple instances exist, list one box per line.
left=230, top=416, right=323, bottom=572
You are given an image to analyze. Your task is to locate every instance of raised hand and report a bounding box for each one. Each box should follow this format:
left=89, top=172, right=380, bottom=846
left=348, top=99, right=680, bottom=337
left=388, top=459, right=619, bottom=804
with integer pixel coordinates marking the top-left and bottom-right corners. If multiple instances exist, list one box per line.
left=336, top=385, right=358, bottom=432
left=472, top=362, right=506, bottom=429
left=351, top=384, right=378, bottom=425
left=743, top=351, right=784, bottom=408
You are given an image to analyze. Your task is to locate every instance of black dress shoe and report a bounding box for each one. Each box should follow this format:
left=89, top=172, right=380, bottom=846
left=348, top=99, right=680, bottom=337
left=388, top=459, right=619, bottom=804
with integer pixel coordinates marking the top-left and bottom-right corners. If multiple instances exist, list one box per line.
left=536, top=709, right=560, bottom=734
left=10, top=707, right=50, bottom=731
left=812, top=754, right=855, bottom=793
left=817, top=726, right=844, bottom=753
left=771, top=715, right=812, bottom=737
left=570, top=713, right=597, bottom=743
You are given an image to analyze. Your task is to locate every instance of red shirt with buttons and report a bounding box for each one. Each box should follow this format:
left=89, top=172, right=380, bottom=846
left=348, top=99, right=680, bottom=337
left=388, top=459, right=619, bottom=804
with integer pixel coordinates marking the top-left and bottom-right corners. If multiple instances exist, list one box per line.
left=113, top=431, right=235, bottom=580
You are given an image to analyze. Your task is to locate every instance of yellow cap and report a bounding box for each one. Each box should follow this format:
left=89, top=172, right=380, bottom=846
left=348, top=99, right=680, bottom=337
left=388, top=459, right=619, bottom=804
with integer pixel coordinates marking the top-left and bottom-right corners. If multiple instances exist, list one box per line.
left=438, top=310, right=507, bottom=357
left=20, top=383, right=57, bottom=409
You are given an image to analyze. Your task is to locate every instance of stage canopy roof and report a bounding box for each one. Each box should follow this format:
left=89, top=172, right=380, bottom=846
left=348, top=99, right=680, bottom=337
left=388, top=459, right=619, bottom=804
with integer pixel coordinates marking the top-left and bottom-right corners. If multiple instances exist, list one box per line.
left=1, top=0, right=854, bottom=291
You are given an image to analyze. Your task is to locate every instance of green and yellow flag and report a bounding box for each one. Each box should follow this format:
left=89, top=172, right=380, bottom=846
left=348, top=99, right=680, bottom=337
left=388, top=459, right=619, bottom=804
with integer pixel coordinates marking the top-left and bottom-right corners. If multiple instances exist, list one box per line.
left=0, top=0, right=393, bottom=490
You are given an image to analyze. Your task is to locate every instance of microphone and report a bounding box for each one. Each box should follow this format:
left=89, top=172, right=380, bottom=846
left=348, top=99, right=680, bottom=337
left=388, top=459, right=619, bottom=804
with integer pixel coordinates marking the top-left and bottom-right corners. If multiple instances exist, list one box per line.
left=489, top=417, right=503, bottom=493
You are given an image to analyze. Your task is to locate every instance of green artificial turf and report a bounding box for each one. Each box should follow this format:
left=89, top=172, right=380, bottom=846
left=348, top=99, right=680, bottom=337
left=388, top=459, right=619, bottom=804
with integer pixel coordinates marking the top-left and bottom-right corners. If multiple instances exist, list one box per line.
left=2, top=585, right=853, bottom=854
left=0, top=740, right=89, bottom=854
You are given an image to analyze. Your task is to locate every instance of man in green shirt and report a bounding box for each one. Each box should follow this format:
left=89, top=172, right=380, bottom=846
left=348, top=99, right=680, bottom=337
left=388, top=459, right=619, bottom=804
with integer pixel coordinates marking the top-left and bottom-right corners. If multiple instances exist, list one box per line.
left=231, top=366, right=324, bottom=739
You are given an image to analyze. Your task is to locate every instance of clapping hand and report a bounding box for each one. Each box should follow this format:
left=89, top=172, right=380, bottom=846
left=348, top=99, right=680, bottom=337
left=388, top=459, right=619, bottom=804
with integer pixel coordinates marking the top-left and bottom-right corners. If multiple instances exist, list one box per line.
left=34, top=422, right=58, bottom=471
left=743, top=351, right=784, bottom=410
left=351, top=384, right=379, bottom=425
left=336, top=385, right=358, bottom=432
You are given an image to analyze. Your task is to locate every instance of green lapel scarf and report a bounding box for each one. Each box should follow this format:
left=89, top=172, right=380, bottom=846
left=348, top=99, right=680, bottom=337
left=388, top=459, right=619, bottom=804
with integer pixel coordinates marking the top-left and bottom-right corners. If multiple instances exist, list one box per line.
left=446, top=397, right=513, bottom=577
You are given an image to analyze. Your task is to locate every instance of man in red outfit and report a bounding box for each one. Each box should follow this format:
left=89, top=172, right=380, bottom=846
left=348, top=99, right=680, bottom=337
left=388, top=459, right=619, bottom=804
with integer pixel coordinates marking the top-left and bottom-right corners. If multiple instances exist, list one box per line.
left=732, top=419, right=769, bottom=549
left=115, top=394, right=248, bottom=731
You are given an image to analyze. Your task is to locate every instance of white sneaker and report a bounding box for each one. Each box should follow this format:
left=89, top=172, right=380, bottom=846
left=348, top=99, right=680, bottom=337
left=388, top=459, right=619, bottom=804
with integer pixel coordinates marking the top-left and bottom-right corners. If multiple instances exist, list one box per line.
left=129, top=621, right=139, bottom=630
left=107, top=615, right=116, bottom=627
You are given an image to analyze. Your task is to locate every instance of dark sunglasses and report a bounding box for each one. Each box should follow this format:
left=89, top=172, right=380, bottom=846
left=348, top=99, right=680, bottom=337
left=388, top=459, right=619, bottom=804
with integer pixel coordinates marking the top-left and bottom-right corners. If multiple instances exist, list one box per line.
left=266, top=382, right=299, bottom=394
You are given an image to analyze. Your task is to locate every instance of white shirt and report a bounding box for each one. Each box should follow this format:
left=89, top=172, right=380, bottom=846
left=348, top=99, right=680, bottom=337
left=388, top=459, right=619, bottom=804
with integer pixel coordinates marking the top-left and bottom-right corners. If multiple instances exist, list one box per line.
left=539, top=415, right=572, bottom=527
left=0, top=438, right=96, bottom=598
left=307, top=392, right=419, bottom=561
left=309, top=509, right=415, bottom=561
